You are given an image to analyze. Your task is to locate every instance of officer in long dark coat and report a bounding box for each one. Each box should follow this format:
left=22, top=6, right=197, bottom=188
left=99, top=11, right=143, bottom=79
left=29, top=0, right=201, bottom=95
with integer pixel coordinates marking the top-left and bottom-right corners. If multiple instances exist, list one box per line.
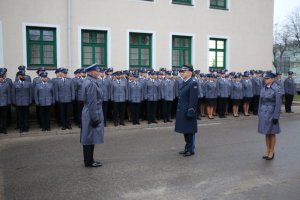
left=80, top=64, right=104, bottom=167
left=0, top=68, right=11, bottom=134
left=12, top=71, right=32, bottom=133
left=258, top=72, right=281, bottom=160
left=175, top=65, right=199, bottom=157
left=284, top=71, right=296, bottom=113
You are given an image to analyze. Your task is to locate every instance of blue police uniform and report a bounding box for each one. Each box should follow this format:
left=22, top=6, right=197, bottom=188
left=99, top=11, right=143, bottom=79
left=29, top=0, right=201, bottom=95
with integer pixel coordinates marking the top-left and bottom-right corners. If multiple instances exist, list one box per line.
left=251, top=76, right=263, bottom=115
left=216, top=77, right=230, bottom=117
left=258, top=83, right=282, bottom=134
left=128, top=79, right=143, bottom=125
left=145, top=77, right=159, bottom=123
left=161, top=78, right=175, bottom=122
left=0, top=78, right=11, bottom=134
left=284, top=75, right=296, bottom=113
left=98, top=76, right=111, bottom=127
left=175, top=76, right=199, bottom=155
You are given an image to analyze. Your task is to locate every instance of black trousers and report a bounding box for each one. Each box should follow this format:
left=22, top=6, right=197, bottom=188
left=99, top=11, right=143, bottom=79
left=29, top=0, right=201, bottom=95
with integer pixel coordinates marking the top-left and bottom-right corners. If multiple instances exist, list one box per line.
left=156, top=100, right=163, bottom=120
left=76, top=101, right=84, bottom=127
left=73, top=100, right=78, bottom=124
left=54, top=102, right=60, bottom=126
left=102, top=101, right=108, bottom=126
left=6, top=105, right=11, bottom=126
left=36, top=105, right=41, bottom=127
left=0, top=106, right=8, bottom=133
left=217, top=97, right=228, bottom=117
left=83, top=145, right=95, bottom=166
left=16, top=106, right=29, bottom=131
left=285, top=94, right=294, bottom=112
left=147, top=101, right=157, bottom=122
left=252, top=95, right=260, bottom=115
left=59, top=102, right=71, bottom=128
left=172, top=97, right=178, bottom=118
left=39, top=106, right=51, bottom=130
left=140, top=100, right=147, bottom=120
left=163, top=100, right=172, bottom=121
left=113, top=102, right=125, bottom=124
left=130, top=102, right=141, bottom=124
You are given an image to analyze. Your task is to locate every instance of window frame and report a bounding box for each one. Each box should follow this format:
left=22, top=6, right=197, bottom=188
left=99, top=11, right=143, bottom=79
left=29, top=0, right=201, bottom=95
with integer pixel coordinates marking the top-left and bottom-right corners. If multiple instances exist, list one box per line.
left=26, top=26, right=57, bottom=70
left=81, top=29, right=107, bottom=68
left=172, top=35, right=192, bottom=69
left=129, top=32, right=152, bottom=69
left=209, top=0, right=227, bottom=10
left=172, top=0, right=193, bottom=6
left=209, top=38, right=227, bottom=69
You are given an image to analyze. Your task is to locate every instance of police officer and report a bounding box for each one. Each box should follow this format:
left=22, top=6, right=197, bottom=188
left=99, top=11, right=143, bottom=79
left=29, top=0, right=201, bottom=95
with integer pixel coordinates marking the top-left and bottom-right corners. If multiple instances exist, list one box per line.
left=284, top=71, right=296, bottom=113
left=72, top=69, right=82, bottom=126
left=258, top=72, right=281, bottom=160
left=33, top=67, right=46, bottom=127
left=34, top=72, right=55, bottom=131
left=175, top=64, right=199, bottom=157
left=98, top=68, right=110, bottom=127
left=216, top=70, right=230, bottom=118
left=55, top=68, right=75, bottom=130
left=12, top=71, right=32, bottom=133
left=242, top=71, right=253, bottom=116
left=52, top=68, right=62, bottom=126
left=0, top=68, right=11, bottom=134
left=204, top=74, right=217, bottom=119
left=2, top=68, right=13, bottom=127
left=128, top=73, right=143, bottom=125
left=252, top=70, right=263, bottom=115
left=231, top=74, right=244, bottom=117
left=161, top=71, right=175, bottom=123
left=80, top=64, right=104, bottom=167
left=145, top=71, right=159, bottom=124
left=15, top=65, right=31, bottom=82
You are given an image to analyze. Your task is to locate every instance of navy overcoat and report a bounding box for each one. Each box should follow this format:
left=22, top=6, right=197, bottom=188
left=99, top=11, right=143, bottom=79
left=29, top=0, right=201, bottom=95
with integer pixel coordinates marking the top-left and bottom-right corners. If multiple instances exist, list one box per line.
left=175, top=78, right=199, bottom=134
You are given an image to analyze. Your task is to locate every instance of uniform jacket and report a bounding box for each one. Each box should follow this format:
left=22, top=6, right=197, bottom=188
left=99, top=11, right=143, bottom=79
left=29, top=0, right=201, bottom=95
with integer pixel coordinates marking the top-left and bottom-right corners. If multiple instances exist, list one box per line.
left=231, top=81, right=244, bottom=100
left=74, top=78, right=86, bottom=101
left=145, top=79, right=159, bottom=101
left=196, top=78, right=204, bottom=98
left=34, top=81, right=55, bottom=106
left=175, top=78, right=199, bottom=134
left=204, top=81, right=217, bottom=99
left=110, top=79, right=127, bottom=102
left=242, top=79, right=253, bottom=98
left=284, top=77, right=296, bottom=95
left=0, top=81, right=11, bottom=106
left=98, top=77, right=111, bottom=101
left=174, top=77, right=183, bottom=98
left=258, top=83, right=281, bottom=134
left=161, top=79, right=175, bottom=101
left=216, top=78, right=230, bottom=98
left=15, top=75, right=31, bottom=83
left=80, top=75, right=104, bottom=145
left=12, top=81, right=32, bottom=106
left=275, top=79, right=285, bottom=95
left=252, top=77, right=263, bottom=96
left=128, top=81, right=143, bottom=103
left=55, top=78, right=75, bottom=103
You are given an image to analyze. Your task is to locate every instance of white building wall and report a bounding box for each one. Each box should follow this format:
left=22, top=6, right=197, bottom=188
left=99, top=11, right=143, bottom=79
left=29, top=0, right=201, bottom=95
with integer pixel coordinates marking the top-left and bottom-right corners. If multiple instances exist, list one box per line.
left=0, top=0, right=274, bottom=78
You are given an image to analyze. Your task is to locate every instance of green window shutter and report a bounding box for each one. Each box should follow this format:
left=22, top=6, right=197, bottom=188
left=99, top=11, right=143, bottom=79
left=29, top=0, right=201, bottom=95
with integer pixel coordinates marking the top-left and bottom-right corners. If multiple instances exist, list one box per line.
left=129, top=33, right=152, bottom=69
left=172, top=36, right=192, bottom=69
left=81, top=30, right=107, bottom=68
left=210, top=0, right=227, bottom=9
left=26, top=26, right=57, bottom=70
left=209, top=38, right=226, bottom=69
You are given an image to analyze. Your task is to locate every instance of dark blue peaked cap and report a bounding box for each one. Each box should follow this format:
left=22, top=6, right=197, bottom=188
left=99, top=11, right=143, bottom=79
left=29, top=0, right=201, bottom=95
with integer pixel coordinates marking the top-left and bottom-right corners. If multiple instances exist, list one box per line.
left=263, top=72, right=276, bottom=79
left=18, top=65, right=26, bottom=70
left=85, top=64, right=100, bottom=72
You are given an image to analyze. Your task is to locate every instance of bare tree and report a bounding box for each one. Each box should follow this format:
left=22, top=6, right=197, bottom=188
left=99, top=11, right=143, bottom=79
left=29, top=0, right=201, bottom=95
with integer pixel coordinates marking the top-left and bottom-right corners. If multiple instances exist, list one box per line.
left=273, top=23, right=291, bottom=70
left=286, top=7, right=300, bottom=47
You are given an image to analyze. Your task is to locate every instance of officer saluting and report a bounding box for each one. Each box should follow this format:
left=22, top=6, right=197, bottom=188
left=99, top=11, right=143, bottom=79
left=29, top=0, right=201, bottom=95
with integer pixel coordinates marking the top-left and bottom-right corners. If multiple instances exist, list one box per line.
left=175, top=64, right=199, bottom=157
left=80, top=64, right=104, bottom=167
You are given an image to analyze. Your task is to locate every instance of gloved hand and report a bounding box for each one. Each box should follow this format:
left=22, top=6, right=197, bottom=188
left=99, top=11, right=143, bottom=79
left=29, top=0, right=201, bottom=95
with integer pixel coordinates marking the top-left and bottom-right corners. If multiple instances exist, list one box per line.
left=91, top=120, right=100, bottom=128
left=272, top=118, right=278, bottom=125
left=186, top=108, right=196, bottom=119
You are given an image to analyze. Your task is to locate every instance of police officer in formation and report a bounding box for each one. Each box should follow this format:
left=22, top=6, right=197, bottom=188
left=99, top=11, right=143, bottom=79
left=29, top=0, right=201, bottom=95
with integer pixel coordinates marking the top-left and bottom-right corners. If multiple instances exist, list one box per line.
left=0, top=65, right=298, bottom=135
left=284, top=71, right=296, bottom=113
left=0, top=68, right=11, bottom=134
left=12, top=71, right=32, bottom=133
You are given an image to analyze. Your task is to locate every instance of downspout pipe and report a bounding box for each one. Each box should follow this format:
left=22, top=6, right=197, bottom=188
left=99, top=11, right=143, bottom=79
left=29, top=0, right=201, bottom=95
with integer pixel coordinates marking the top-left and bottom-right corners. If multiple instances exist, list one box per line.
left=67, top=0, right=72, bottom=68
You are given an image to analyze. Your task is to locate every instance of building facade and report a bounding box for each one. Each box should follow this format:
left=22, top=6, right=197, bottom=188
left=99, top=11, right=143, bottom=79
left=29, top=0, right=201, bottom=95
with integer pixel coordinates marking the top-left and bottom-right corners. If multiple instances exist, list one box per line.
left=0, top=0, right=274, bottom=78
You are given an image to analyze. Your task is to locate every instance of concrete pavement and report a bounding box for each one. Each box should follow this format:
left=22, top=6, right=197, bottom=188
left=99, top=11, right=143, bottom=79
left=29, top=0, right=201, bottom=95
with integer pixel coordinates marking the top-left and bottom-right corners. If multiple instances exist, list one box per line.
left=0, top=106, right=300, bottom=200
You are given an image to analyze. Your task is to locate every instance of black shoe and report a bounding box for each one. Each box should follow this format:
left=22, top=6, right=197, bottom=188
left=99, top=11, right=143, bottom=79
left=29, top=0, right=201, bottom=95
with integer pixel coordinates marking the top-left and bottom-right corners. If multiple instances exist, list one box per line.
left=136, top=122, right=140, bottom=125
left=152, top=120, right=158, bottom=123
left=183, top=152, right=195, bottom=157
left=167, top=119, right=173, bottom=122
left=67, top=126, right=72, bottom=130
left=262, top=155, right=268, bottom=159
left=85, top=161, right=102, bottom=167
left=178, top=150, right=188, bottom=155
left=148, top=121, right=152, bottom=124
left=62, top=127, right=66, bottom=130
left=164, top=120, right=167, bottom=123
left=114, top=123, right=118, bottom=126
left=266, top=153, right=275, bottom=160
left=42, top=129, right=46, bottom=132
left=120, top=122, right=125, bottom=126
left=46, top=128, right=51, bottom=131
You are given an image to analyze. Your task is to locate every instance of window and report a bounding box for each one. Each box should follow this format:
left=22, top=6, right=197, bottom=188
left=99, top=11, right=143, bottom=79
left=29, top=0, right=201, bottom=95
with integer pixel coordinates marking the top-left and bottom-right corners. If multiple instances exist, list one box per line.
left=172, top=36, right=192, bottom=68
left=209, top=38, right=226, bottom=69
left=26, top=26, right=57, bottom=69
left=210, top=0, right=227, bottom=9
left=129, top=33, right=152, bottom=68
left=172, top=0, right=192, bottom=6
left=81, top=30, right=107, bottom=67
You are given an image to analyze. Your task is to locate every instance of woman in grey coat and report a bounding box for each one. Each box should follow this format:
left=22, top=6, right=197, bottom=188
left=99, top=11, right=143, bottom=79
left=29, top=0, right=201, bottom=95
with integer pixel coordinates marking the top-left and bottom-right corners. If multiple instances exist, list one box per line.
left=231, top=75, right=244, bottom=117
left=258, top=72, right=282, bottom=160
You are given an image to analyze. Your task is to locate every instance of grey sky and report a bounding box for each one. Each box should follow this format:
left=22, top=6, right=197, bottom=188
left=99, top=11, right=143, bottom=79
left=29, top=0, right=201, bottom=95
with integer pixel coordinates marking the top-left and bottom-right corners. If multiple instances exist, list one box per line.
left=274, top=0, right=300, bottom=24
